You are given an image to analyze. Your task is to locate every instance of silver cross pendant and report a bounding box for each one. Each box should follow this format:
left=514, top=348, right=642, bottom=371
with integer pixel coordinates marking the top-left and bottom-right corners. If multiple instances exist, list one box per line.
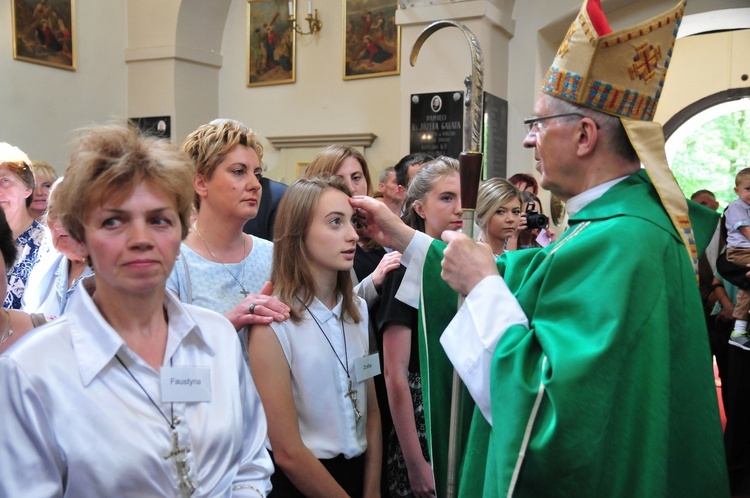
left=345, top=379, right=362, bottom=421
left=164, top=420, right=197, bottom=497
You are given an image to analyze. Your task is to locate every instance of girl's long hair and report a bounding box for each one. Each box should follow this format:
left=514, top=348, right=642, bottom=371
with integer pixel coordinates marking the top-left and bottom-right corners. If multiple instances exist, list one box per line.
left=272, top=174, right=362, bottom=323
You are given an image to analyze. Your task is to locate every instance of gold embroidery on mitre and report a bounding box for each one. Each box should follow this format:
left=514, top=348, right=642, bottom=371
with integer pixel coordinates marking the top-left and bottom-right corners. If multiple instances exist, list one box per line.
left=579, top=12, right=598, bottom=45
left=558, top=5, right=599, bottom=58
left=628, top=41, right=663, bottom=84
left=601, top=8, right=683, bottom=49
left=584, top=80, right=658, bottom=120
left=540, top=0, right=697, bottom=274
left=558, top=23, right=576, bottom=58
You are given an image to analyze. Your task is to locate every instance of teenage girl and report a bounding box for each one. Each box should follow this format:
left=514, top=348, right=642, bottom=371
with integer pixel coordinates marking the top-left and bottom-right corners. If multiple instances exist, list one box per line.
left=248, top=174, right=381, bottom=498
left=377, top=157, right=462, bottom=497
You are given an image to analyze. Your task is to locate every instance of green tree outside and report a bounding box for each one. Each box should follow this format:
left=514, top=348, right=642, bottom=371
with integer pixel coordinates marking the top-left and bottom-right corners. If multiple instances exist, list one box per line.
left=671, top=109, right=750, bottom=209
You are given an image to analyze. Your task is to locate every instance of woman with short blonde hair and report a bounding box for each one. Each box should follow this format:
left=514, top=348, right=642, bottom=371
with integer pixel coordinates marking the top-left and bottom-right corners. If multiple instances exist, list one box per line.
left=168, top=118, right=290, bottom=338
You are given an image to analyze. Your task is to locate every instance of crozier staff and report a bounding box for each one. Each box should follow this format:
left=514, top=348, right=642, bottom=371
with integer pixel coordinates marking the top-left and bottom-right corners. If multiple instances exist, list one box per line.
left=0, top=125, right=273, bottom=496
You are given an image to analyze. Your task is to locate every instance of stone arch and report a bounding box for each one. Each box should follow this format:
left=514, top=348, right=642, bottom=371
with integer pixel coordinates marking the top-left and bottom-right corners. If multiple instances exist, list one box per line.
left=126, top=0, right=233, bottom=141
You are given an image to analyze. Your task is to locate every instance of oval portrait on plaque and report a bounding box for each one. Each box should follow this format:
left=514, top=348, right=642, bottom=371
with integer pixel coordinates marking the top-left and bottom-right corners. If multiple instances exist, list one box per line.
left=431, top=95, right=442, bottom=113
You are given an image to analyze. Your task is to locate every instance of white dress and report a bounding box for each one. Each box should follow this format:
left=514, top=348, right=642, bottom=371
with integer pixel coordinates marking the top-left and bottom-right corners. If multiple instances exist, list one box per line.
left=0, top=280, right=273, bottom=497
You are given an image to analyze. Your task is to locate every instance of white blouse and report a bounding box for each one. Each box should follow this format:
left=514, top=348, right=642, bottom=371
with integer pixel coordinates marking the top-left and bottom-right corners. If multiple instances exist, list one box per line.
left=21, top=249, right=94, bottom=317
left=269, top=295, right=370, bottom=459
left=0, top=279, right=273, bottom=497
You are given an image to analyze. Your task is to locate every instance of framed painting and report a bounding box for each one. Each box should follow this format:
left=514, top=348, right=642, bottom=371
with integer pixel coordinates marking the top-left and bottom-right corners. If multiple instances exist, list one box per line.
left=343, top=0, right=400, bottom=80
left=12, top=0, right=76, bottom=71
left=247, top=0, right=295, bottom=87
left=296, top=162, right=309, bottom=179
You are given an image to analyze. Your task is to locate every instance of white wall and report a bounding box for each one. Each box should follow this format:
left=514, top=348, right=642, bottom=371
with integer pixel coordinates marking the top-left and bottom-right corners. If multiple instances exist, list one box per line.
left=0, top=0, right=128, bottom=171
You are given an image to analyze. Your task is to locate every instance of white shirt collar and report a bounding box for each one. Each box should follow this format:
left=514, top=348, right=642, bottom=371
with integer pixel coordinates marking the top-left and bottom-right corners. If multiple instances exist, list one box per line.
left=69, top=280, right=211, bottom=386
left=306, top=294, right=346, bottom=324
left=565, top=175, right=630, bottom=218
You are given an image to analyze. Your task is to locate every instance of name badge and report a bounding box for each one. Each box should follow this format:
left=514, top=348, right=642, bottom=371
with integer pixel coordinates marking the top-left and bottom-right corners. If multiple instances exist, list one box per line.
left=353, top=353, right=381, bottom=383
left=160, top=366, right=211, bottom=403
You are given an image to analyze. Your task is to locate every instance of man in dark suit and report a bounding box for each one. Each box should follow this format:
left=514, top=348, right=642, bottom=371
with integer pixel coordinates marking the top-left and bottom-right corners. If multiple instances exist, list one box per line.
left=243, top=172, right=288, bottom=241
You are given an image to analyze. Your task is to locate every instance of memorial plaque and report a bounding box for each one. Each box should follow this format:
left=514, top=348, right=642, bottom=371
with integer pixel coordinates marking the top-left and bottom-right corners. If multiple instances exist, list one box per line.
left=410, top=91, right=464, bottom=159
left=483, top=92, right=508, bottom=179
left=131, top=116, right=171, bottom=140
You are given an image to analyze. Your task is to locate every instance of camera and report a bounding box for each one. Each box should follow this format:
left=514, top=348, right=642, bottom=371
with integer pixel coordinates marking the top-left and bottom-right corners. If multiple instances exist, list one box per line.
left=525, top=201, right=548, bottom=229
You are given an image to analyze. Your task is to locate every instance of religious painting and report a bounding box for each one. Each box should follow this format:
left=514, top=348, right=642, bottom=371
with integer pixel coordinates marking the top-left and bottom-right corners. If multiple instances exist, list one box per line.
left=11, top=0, right=76, bottom=71
left=247, top=0, right=296, bottom=87
left=343, top=0, right=400, bottom=80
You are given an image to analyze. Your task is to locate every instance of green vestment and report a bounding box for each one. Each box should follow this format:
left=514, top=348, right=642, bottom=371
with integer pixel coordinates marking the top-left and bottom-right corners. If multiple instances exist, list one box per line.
left=419, top=171, right=729, bottom=497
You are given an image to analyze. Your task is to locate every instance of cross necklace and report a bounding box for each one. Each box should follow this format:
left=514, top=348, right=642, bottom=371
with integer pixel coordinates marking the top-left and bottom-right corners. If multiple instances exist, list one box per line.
left=305, top=304, right=362, bottom=422
left=193, top=222, right=249, bottom=297
left=116, top=355, right=197, bottom=497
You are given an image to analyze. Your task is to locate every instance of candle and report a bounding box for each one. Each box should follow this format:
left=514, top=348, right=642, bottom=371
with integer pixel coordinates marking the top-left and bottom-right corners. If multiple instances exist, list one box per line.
left=308, top=0, right=312, bottom=14
left=288, top=1, right=293, bottom=16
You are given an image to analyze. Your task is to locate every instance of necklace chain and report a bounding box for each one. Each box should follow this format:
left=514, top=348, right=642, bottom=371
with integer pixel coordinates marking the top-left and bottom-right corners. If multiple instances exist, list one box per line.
left=305, top=304, right=350, bottom=375
left=116, top=355, right=175, bottom=427
left=115, top=355, right=197, bottom=497
left=304, top=303, right=362, bottom=421
left=193, top=222, right=249, bottom=297
left=0, top=309, right=13, bottom=346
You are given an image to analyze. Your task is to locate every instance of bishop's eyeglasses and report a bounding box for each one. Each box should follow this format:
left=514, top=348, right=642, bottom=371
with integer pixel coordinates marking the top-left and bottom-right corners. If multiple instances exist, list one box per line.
left=523, top=112, right=600, bottom=135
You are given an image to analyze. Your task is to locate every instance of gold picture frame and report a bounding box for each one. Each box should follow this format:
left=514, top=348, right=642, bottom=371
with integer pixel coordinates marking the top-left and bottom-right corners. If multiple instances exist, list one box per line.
left=296, top=162, right=309, bottom=179
left=247, top=0, right=296, bottom=87
left=343, top=0, right=400, bottom=80
left=12, top=0, right=76, bottom=71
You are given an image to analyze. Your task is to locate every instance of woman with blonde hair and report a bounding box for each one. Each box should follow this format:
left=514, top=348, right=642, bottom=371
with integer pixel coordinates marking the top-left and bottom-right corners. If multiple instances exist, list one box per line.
left=0, top=124, right=272, bottom=495
left=249, top=174, right=381, bottom=497
left=168, top=118, right=289, bottom=341
left=28, top=160, right=58, bottom=222
left=475, top=178, right=523, bottom=259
